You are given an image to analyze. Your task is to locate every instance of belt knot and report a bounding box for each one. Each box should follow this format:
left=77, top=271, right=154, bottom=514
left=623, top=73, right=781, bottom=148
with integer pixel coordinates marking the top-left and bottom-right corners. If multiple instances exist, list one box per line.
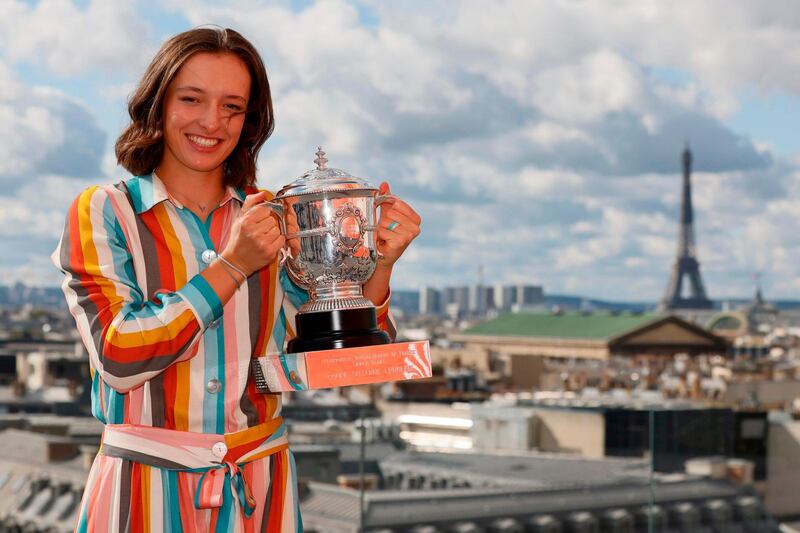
left=194, top=460, right=258, bottom=517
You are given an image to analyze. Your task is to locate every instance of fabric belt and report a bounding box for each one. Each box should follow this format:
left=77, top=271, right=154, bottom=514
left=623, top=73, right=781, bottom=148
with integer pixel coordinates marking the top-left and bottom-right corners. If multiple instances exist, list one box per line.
left=99, top=417, right=289, bottom=517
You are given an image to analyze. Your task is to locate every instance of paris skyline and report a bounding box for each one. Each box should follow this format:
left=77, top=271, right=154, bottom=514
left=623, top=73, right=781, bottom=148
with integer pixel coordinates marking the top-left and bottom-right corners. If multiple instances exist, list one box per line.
left=1, top=1, right=799, bottom=301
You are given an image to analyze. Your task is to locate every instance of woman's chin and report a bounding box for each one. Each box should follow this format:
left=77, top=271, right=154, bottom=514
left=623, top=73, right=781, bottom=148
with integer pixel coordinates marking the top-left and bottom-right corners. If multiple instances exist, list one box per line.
left=181, top=154, right=227, bottom=174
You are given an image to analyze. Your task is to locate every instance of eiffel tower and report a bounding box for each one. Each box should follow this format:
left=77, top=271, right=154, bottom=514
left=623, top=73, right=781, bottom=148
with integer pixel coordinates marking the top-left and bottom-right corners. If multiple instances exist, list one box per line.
left=660, top=145, right=713, bottom=310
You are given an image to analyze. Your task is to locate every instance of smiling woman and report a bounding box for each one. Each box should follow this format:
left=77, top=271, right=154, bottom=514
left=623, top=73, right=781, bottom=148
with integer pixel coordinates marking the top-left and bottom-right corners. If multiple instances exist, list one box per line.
left=157, top=52, right=252, bottom=213
left=115, top=28, right=274, bottom=192
left=48, top=26, right=399, bottom=533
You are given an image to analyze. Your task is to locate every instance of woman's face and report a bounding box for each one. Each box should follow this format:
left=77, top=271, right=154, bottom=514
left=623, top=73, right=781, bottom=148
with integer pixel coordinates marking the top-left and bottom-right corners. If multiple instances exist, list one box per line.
left=160, top=52, right=251, bottom=178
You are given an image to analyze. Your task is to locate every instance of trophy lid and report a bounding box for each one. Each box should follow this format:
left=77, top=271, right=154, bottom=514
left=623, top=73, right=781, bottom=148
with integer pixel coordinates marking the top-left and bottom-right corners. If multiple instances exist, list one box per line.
left=275, top=147, right=377, bottom=199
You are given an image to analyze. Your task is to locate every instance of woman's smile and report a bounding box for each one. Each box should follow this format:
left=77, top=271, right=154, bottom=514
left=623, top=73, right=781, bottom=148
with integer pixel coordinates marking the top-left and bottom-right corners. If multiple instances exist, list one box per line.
left=186, top=133, right=223, bottom=151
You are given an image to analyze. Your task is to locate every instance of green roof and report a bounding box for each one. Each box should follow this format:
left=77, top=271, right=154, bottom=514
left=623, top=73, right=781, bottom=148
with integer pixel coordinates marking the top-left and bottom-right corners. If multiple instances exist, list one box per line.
left=463, top=312, right=663, bottom=340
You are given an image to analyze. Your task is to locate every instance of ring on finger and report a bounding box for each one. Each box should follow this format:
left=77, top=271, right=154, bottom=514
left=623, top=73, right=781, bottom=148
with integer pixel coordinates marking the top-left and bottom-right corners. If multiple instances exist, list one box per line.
left=387, top=221, right=400, bottom=231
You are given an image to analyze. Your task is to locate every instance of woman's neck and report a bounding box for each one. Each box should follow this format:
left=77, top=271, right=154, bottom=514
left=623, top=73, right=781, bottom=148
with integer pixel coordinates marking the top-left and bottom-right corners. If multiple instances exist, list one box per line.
left=155, top=161, right=226, bottom=202
left=154, top=161, right=227, bottom=220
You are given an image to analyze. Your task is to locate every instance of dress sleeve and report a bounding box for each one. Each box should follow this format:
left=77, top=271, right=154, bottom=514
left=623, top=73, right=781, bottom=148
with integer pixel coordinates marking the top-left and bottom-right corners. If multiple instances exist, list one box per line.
left=52, top=186, right=223, bottom=393
left=374, top=290, right=397, bottom=342
left=278, top=268, right=309, bottom=349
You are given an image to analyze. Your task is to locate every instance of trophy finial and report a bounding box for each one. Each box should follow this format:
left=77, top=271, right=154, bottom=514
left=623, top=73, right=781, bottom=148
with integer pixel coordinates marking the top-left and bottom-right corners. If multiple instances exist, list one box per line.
left=314, top=146, right=328, bottom=170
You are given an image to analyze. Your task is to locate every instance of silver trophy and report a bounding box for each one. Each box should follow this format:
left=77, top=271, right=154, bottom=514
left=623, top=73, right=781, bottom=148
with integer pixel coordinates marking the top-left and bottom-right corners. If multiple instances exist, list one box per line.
left=262, top=147, right=393, bottom=352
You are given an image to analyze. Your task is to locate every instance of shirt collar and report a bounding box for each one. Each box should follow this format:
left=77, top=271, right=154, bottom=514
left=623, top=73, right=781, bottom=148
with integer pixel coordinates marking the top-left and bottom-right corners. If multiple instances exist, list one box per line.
left=126, top=173, right=246, bottom=214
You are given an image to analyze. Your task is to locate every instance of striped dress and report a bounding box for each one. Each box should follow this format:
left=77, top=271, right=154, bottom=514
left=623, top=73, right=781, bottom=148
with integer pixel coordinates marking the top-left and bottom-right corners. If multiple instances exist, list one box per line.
left=52, top=173, right=394, bottom=532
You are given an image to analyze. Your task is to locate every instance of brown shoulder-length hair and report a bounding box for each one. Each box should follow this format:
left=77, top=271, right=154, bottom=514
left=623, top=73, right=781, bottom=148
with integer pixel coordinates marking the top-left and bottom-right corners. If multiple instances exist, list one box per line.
left=115, top=27, right=274, bottom=188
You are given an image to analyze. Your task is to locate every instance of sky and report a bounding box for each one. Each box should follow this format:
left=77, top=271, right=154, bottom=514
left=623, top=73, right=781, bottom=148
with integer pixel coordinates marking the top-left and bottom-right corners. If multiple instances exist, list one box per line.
left=2, top=0, right=800, bottom=302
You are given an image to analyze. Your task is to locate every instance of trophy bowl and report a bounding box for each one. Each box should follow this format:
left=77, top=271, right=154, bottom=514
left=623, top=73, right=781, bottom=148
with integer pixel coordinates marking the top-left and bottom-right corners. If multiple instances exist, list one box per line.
left=263, top=147, right=393, bottom=353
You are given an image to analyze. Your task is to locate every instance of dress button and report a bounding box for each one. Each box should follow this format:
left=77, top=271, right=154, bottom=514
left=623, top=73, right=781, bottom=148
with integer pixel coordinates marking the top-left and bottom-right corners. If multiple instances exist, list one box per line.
left=212, top=442, right=228, bottom=459
left=201, top=249, right=217, bottom=264
left=206, top=378, right=221, bottom=394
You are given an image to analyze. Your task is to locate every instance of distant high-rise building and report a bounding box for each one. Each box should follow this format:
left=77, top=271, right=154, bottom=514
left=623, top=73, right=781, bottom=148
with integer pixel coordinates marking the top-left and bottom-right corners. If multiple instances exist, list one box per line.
left=419, top=287, right=441, bottom=316
left=424, top=283, right=545, bottom=317
left=494, top=284, right=516, bottom=311
left=468, top=285, right=480, bottom=314
left=443, top=287, right=458, bottom=307
left=516, top=285, right=544, bottom=307
left=454, top=286, right=470, bottom=313
left=485, top=286, right=495, bottom=311
left=440, top=287, right=470, bottom=318
left=468, top=285, right=492, bottom=315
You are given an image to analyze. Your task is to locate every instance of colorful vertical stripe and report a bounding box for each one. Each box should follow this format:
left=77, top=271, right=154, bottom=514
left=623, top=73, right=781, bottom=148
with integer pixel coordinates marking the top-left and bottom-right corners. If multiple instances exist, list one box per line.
left=52, top=173, right=397, bottom=531
left=76, top=448, right=299, bottom=532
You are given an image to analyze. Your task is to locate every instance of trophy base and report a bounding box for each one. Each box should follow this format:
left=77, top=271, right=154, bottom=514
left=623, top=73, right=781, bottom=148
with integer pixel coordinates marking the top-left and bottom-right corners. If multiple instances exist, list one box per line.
left=286, top=307, right=391, bottom=353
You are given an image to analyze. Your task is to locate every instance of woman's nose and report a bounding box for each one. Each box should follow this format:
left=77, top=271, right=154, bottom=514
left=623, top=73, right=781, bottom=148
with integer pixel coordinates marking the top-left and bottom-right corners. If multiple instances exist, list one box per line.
left=198, top=103, right=222, bottom=132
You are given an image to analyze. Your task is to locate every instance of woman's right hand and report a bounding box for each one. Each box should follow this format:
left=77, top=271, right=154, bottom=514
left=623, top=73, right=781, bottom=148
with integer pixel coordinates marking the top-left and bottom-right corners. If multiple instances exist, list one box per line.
left=221, top=192, right=285, bottom=277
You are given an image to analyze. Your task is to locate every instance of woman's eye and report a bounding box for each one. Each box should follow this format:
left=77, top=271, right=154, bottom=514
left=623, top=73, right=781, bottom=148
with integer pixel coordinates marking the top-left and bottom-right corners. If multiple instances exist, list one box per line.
left=179, top=96, right=199, bottom=103
left=225, top=104, right=243, bottom=112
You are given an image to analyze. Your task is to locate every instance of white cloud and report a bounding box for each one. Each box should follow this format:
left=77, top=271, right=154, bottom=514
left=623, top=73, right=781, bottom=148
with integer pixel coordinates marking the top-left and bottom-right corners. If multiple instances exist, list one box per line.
left=0, top=56, right=108, bottom=286
left=532, top=50, right=643, bottom=124
left=0, top=0, right=152, bottom=76
left=524, top=122, right=594, bottom=150
left=0, top=103, right=63, bottom=176
left=0, top=60, right=106, bottom=186
left=0, top=173, right=100, bottom=286
left=0, top=175, right=96, bottom=238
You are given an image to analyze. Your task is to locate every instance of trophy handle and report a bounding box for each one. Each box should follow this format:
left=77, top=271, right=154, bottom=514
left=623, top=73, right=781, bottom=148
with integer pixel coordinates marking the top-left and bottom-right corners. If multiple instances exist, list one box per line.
left=257, top=200, right=288, bottom=235
left=373, top=194, right=397, bottom=258
left=259, top=200, right=284, bottom=223
left=258, top=200, right=294, bottom=266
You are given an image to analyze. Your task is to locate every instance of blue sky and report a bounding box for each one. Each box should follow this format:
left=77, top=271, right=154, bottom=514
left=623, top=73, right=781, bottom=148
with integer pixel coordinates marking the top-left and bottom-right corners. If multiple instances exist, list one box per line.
left=651, top=65, right=800, bottom=157
left=2, top=0, right=800, bottom=301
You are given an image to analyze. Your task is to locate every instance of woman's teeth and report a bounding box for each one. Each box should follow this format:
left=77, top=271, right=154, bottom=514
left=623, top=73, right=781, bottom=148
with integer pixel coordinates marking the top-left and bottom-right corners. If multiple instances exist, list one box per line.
left=187, top=135, right=220, bottom=147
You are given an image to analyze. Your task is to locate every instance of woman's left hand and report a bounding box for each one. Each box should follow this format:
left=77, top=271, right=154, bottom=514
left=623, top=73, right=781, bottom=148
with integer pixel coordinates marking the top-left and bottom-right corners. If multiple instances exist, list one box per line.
left=375, top=181, right=421, bottom=268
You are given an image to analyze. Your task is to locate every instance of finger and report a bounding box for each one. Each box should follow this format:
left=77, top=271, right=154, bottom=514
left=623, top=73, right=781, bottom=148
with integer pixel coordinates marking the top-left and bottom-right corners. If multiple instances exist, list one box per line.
left=378, top=203, right=414, bottom=222
left=261, top=230, right=284, bottom=245
left=265, top=236, right=286, bottom=256
left=387, top=200, right=421, bottom=224
left=379, top=228, right=416, bottom=246
left=379, top=181, right=391, bottom=195
left=380, top=211, right=418, bottom=230
left=242, top=217, right=279, bottom=240
left=251, top=202, right=285, bottom=224
left=245, top=206, right=273, bottom=225
left=263, top=223, right=281, bottom=238
left=375, top=239, right=403, bottom=260
left=254, top=224, right=280, bottom=245
left=376, top=226, right=410, bottom=243
left=380, top=209, right=415, bottom=225
left=242, top=199, right=279, bottom=223
left=247, top=212, right=277, bottom=232
left=287, top=236, right=301, bottom=251
left=257, top=237, right=282, bottom=257
left=390, top=225, right=419, bottom=240
left=241, top=191, right=267, bottom=213
left=379, top=218, right=419, bottom=239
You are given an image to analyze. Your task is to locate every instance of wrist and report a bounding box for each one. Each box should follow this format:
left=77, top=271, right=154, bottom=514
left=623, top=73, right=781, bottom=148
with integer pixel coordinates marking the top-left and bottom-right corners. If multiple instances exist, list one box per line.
left=374, top=259, right=394, bottom=273
left=219, top=251, right=251, bottom=279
